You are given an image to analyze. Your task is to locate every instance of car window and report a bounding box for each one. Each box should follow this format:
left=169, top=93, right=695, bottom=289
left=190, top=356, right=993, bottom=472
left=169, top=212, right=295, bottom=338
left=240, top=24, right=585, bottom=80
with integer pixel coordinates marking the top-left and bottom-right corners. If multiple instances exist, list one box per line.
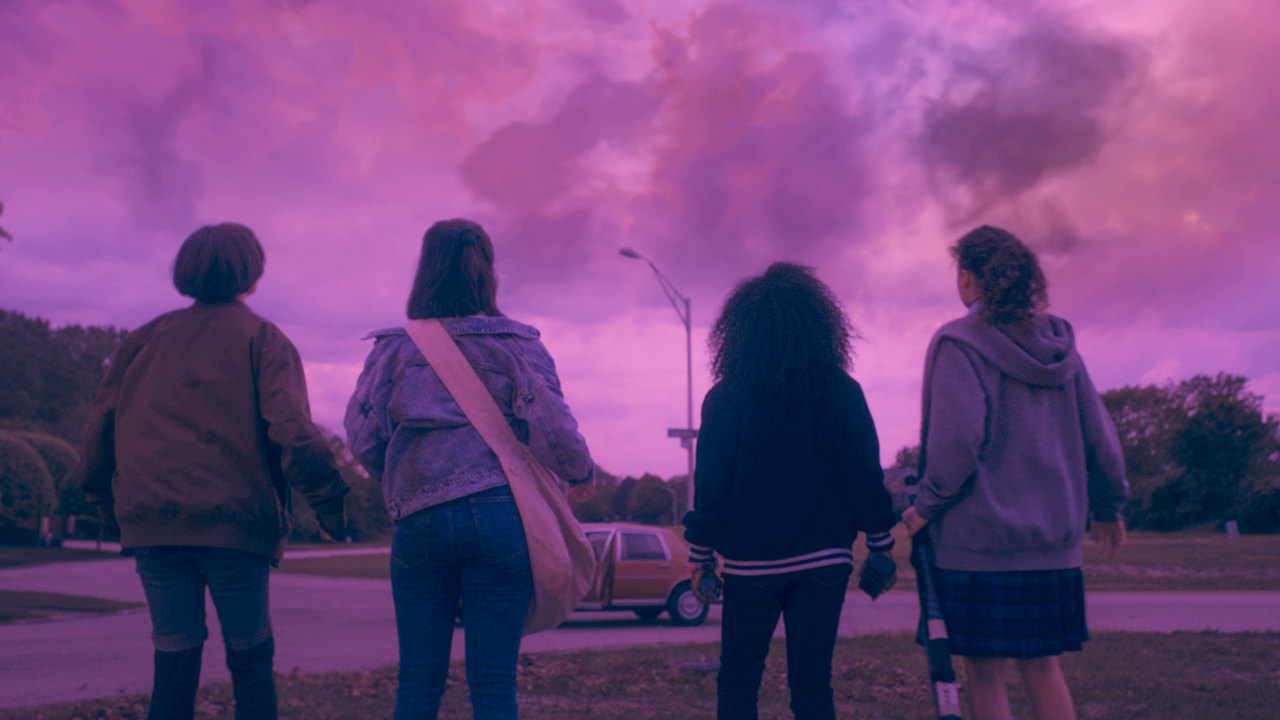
left=585, top=531, right=613, bottom=561
left=620, top=532, right=668, bottom=561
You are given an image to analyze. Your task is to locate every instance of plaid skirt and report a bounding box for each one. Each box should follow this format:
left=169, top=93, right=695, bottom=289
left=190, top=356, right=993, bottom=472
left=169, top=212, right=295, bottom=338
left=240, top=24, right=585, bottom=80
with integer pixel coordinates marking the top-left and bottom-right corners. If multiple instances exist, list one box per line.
left=916, top=567, right=1089, bottom=659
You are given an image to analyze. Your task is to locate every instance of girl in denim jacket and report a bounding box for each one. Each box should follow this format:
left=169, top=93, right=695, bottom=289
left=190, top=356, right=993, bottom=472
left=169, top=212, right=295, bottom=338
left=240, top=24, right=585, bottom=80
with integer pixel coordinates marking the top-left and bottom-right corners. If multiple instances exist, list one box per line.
left=345, top=219, right=595, bottom=720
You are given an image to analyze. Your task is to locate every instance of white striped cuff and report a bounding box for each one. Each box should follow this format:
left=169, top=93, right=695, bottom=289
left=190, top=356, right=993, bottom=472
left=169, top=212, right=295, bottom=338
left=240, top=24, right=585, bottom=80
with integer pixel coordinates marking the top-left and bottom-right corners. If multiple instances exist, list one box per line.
left=721, top=548, right=854, bottom=576
left=865, top=531, right=895, bottom=551
left=688, top=544, right=715, bottom=563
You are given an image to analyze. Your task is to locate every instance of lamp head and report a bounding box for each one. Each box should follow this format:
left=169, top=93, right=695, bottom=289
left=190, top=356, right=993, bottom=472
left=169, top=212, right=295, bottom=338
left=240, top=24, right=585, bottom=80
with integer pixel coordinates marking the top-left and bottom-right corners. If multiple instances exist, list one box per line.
left=619, top=247, right=642, bottom=260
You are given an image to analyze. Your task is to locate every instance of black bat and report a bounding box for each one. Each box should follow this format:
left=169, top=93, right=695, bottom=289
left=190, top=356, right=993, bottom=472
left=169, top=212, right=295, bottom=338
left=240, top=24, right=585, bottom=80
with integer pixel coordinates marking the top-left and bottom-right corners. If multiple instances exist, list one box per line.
left=911, top=529, right=963, bottom=720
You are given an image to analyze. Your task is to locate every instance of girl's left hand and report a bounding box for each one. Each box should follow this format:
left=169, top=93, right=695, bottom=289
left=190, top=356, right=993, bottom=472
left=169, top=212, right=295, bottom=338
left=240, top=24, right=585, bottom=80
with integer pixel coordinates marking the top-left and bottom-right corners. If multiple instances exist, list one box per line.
left=901, top=506, right=928, bottom=537
left=568, top=482, right=595, bottom=503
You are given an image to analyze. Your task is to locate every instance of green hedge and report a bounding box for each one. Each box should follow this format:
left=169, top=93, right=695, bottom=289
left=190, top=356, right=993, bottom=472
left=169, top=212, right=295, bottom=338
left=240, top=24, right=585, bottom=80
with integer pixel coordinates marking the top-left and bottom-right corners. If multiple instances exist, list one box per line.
left=0, top=431, right=56, bottom=528
left=8, top=431, right=87, bottom=519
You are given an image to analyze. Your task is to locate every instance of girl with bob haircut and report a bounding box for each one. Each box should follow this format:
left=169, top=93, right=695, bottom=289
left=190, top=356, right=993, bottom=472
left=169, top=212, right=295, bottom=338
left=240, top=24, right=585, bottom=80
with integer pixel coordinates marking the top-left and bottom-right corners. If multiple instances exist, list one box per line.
left=77, top=223, right=349, bottom=720
left=345, top=218, right=596, bottom=720
left=901, top=226, right=1129, bottom=720
left=683, top=262, right=898, bottom=720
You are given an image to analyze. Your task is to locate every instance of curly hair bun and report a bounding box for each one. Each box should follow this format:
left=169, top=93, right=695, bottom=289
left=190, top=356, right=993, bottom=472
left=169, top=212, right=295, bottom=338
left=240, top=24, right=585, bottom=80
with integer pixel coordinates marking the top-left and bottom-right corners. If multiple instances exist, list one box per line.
left=951, top=226, right=1048, bottom=327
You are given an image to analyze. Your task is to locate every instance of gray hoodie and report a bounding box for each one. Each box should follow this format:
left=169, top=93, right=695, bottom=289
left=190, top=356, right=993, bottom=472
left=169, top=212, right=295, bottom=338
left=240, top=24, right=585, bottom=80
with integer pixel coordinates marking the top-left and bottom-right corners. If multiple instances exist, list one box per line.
left=912, top=308, right=1128, bottom=571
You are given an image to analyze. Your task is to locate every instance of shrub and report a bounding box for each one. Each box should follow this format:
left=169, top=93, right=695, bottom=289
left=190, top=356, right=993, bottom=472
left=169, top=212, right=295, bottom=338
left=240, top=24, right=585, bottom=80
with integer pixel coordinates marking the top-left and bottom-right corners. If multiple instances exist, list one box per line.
left=9, top=431, right=88, bottom=520
left=0, top=432, right=56, bottom=538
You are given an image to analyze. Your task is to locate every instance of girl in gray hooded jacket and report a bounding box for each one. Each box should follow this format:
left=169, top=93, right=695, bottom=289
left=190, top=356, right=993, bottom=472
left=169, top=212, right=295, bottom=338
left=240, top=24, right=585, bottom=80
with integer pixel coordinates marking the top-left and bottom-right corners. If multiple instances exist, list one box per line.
left=901, top=226, right=1128, bottom=720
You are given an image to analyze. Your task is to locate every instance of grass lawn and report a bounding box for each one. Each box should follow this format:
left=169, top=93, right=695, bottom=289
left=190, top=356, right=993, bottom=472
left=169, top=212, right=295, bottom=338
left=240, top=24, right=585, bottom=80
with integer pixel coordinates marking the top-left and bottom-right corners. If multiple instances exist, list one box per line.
left=275, top=527, right=1280, bottom=592
left=0, top=590, right=143, bottom=624
left=3, top=631, right=1277, bottom=719
left=0, top=546, right=121, bottom=569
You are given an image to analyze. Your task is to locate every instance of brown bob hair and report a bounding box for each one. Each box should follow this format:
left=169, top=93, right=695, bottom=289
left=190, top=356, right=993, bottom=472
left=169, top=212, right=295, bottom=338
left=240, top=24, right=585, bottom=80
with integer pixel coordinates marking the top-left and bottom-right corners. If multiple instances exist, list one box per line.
left=406, top=219, right=502, bottom=319
left=173, top=223, right=265, bottom=303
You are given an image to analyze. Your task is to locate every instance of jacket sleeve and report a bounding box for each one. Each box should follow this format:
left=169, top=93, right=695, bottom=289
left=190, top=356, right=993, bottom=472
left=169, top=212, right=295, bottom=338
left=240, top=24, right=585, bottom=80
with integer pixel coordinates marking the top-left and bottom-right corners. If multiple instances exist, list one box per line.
left=258, top=326, right=349, bottom=514
left=75, top=332, right=145, bottom=522
left=344, top=340, right=394, bottom=481
left=682, top=385, right=734, bottom=564
left=515, top=339, right=595, bottom=486
left=1076, top=361, right=1129, bottom=522
left=913, top=340, right=987, bottom=523
left=837, top=380, right=896, bottom=549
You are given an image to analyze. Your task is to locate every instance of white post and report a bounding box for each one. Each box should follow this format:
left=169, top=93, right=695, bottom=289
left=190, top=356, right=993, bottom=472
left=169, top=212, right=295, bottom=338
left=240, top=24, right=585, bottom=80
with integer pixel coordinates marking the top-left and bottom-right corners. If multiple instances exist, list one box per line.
left=1226, top=520, right=1240, bottom=540
left=685, top=295, right=695, bottom=518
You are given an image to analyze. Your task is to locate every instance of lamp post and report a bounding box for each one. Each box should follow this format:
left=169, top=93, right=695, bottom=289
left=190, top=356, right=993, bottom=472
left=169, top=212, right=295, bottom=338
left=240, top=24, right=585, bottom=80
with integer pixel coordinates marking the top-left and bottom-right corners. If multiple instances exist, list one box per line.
left=620, top=247, right=697, bottom=517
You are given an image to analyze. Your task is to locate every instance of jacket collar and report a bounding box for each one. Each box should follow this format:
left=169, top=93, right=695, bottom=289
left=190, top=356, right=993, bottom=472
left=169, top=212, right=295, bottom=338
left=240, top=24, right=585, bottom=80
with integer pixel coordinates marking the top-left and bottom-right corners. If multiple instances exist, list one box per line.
left=363, top=316, right=540, bottom=341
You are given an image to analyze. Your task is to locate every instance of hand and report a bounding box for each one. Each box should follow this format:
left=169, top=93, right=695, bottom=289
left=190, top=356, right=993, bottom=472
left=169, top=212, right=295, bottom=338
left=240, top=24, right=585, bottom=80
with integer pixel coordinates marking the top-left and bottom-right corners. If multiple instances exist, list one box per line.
left=901, top=506, right=927, bottom=538
left=690, top=566, right=714, bottom=604
left=858, top=551, right=897, bottom=593
left=316, top=511, right=346, bottom=543
left=568, top=482, right=596, bottom=503
left=1091, top=519, right=1126, bottom=560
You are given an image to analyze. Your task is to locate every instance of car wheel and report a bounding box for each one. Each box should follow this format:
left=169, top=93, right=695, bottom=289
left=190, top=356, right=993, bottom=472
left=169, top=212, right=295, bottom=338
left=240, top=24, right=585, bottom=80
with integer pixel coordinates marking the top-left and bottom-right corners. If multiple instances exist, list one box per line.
left=666, top=581, right=709, bottom=626
left=633, top=607, right=663, bottom=620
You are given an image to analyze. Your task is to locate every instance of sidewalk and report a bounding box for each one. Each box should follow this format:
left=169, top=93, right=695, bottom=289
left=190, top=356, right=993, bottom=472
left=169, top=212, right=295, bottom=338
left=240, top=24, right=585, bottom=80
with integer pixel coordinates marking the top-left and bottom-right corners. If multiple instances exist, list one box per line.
left=2, top=558, right=1278, bottom=709
left=58, top=539, right=391, bottom=559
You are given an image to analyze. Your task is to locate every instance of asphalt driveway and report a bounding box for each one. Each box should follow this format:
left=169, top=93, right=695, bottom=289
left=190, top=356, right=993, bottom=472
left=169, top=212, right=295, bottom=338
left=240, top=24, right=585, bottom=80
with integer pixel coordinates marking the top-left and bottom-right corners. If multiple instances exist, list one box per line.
left=2, top=557, right=1278, bottom=709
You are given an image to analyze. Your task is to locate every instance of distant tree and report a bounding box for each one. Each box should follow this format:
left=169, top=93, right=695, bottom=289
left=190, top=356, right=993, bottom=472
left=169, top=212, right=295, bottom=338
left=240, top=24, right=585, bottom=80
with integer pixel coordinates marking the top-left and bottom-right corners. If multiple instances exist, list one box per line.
left=0, top=309, right=127, bottom=445
left=627, top=474, right=679, bottom=526
left=611, top=477, right=638, bottom=520
left=571, top=468, right=619, bottom=523
left=893, top=445, right=920, bottom=470
left=1102, top=373, right=1280, bottom=532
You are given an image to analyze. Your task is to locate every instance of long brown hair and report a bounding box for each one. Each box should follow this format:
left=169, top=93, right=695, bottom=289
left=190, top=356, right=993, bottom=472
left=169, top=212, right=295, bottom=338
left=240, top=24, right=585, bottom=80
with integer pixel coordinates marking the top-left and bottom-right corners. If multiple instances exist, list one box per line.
left=406, top=219, right=503, bottom=319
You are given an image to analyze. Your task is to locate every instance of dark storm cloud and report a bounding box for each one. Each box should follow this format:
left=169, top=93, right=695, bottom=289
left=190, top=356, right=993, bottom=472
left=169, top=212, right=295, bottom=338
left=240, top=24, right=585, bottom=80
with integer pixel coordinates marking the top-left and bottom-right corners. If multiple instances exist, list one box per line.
left=919, top=15, right=1144, bottom=218
left=642, top=3, right=871, bottom=281
left=101, top=46, right=217, bottom=233
left=459, top=76, right=662, bottom=277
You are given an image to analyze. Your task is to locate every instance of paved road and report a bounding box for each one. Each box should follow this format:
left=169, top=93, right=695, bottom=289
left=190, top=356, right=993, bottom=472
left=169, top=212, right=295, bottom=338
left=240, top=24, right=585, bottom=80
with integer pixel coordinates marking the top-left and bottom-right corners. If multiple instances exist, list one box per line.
left=3, top=558, right=1278, bottom=709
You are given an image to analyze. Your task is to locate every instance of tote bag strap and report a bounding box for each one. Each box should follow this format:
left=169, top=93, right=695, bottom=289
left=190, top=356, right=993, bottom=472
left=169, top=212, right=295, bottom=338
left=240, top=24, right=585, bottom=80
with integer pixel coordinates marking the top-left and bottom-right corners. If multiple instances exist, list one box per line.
left=402, top=319, right=532, bottom=477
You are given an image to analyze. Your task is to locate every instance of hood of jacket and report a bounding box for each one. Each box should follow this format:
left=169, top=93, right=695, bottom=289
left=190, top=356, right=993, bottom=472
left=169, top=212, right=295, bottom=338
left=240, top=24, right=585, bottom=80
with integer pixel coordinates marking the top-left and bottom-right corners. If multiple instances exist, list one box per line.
left=936, top=309, right=1079, bottom=388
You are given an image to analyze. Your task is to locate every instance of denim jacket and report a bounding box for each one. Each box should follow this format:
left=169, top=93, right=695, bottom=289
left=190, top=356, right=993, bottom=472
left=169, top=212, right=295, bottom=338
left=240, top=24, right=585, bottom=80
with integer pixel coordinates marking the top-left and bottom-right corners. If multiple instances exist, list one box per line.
left=344, top=317, right=595, bottom=523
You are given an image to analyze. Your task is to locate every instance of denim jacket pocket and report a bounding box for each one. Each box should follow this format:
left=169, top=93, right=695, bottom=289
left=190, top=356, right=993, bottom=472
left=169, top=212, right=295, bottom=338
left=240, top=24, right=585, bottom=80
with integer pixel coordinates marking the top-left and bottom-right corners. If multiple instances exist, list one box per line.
left=391, top=511, right=432, bottom=569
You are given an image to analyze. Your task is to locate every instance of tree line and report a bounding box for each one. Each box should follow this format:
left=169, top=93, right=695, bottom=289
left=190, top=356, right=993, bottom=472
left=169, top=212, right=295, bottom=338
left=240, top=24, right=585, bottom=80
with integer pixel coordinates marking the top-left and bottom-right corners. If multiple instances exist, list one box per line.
left=3, top=307, right=1277, bottom=541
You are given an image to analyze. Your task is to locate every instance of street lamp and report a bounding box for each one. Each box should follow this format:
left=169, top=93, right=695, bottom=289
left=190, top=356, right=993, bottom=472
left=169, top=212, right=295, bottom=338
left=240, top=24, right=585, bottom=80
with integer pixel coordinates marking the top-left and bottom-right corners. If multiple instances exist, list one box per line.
left=620, top=247, right=697, bottom=518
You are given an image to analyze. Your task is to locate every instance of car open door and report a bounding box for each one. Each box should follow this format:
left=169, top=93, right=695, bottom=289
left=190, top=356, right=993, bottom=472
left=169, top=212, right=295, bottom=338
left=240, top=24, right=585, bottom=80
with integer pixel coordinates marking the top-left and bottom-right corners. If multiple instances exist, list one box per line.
left=581, top=529, right=617, bottom=607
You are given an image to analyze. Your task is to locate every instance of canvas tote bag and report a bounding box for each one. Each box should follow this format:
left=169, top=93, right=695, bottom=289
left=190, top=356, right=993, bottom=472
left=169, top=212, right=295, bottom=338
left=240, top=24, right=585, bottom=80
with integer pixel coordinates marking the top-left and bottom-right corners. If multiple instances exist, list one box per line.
left=404, top=319, right=596, bottom=635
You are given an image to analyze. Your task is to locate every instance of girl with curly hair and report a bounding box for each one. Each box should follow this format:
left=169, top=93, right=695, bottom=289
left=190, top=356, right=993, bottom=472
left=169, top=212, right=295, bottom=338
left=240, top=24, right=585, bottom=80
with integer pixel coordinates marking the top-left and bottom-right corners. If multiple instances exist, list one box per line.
left=683, top=262, right=898, bottom=720
left=901, top=226, right=1129, bottom=720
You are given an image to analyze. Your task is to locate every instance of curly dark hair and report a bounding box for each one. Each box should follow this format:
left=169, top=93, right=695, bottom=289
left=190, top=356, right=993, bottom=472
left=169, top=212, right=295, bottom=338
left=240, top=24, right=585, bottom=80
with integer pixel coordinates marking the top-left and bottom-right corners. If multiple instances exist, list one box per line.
left=951, top=226, right=1048, bottom=327
left=708, top=263, right=857, bottom=396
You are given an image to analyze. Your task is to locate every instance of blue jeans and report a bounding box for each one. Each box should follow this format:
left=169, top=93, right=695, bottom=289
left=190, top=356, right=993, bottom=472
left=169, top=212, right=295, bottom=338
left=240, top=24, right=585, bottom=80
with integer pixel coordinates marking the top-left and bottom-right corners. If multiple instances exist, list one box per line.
left=134, top=547, right=276, bottom=719
left=134, top=546, right=273, bottom=652
left=390, top=485, right=532, bottom=720
left=718, top=564, right=852, bottom=720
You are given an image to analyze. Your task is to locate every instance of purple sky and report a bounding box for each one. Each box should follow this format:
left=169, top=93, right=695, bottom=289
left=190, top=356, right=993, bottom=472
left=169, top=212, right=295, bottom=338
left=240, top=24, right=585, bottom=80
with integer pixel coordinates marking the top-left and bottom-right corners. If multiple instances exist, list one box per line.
left=2, top=0, right=1277, bottom=478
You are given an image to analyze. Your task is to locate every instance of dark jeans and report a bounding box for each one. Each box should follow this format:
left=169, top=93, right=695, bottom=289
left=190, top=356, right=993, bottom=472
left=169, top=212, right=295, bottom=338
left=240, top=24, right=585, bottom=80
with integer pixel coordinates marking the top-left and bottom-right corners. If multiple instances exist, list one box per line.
left=134, top=546, right=276, bottom=719
left=718, top=564, right=852, bottom=720
left=390, top=485, right=533, bottom=720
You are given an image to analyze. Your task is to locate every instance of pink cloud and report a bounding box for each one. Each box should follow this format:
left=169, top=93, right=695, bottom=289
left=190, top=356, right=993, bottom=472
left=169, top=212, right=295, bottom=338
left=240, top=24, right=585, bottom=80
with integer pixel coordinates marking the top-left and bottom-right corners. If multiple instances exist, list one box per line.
left=1, top=0, right=1278, bottom=475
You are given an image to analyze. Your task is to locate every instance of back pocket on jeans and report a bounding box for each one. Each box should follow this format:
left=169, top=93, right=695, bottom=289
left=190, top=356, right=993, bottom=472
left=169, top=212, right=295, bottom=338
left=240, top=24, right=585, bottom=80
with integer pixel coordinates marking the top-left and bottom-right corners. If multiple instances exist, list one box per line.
left=391, top=512, right=432, bottom=569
